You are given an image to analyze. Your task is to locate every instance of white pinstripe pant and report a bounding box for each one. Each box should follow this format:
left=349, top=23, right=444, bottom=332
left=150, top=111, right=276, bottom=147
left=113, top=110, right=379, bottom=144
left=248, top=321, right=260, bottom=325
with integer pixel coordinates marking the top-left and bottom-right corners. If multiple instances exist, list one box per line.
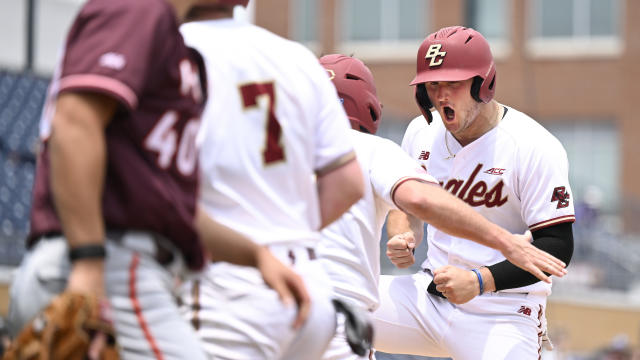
left=8, top=233, right=208, bottom=360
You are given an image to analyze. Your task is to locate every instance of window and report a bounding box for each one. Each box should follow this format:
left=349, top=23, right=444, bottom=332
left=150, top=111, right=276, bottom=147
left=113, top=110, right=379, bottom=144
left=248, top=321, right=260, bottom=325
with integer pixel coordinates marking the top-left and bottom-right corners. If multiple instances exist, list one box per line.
left=527, top=0, right=623, bottom=58
left=34, top=0, right=87, bottom=74
left=544, top=121, right=620, bottom=213
left=338, top=0, right=429, bottom=61
left=467, top=0, right=508, bottom=40
left=291, top=0, right=319, bottom=45
left=0, top=0, right=27, bottom=69
left=466, top=0, right=510, bottom=58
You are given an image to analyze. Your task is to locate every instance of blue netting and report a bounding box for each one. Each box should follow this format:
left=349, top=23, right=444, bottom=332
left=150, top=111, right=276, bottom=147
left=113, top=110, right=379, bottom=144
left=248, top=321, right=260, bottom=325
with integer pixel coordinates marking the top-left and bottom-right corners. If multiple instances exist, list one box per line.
left=0, top=70, right=48, bottom=265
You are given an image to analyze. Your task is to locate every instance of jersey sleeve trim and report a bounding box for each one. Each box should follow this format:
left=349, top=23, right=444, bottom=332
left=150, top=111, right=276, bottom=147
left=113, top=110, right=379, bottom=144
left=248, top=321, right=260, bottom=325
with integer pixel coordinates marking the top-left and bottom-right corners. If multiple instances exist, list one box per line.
left=529, top=215, right=576, bottom=232
left=315, top=151, right=357, bottom=177
left=59, top=74, right=138, bottom=109
left=390, top=176, right=439, bottom=210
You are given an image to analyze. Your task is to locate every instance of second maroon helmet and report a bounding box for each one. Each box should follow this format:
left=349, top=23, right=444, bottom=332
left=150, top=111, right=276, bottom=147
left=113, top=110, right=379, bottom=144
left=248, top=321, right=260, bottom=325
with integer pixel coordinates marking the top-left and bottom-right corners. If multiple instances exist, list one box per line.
left=319, top=54, right=382, bottom=134
left=411, top=26, right=496, bottom=123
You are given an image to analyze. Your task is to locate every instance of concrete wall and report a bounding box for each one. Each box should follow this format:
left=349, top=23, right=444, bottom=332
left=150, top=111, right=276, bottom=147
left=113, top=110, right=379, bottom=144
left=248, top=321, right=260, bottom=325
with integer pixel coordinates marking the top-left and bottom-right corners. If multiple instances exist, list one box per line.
left=547, top=296, right=640, bottom=352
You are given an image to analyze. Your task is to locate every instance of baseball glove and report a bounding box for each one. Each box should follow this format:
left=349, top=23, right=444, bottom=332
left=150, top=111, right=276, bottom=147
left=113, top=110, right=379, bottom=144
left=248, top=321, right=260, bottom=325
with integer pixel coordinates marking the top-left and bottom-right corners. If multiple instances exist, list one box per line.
left=3, top=292, right=118, bottom=360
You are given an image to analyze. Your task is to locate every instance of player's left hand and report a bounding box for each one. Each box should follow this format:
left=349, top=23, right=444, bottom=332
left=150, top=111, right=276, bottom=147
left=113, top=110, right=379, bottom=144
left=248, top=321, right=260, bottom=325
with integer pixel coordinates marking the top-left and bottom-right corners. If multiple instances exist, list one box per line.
left=255, top=246, right=311, bottom=329
left=501, top=231, right=567, bottom=283
left=433, top=265, right=479, bottom=304
left=386, top=232, right=416, bottom=268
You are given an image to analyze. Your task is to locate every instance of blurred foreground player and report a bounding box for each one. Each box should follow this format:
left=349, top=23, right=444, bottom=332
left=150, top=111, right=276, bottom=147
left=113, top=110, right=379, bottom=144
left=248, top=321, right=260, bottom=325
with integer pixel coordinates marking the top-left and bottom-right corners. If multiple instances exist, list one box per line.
left=179, top=1, right=364, bottom=359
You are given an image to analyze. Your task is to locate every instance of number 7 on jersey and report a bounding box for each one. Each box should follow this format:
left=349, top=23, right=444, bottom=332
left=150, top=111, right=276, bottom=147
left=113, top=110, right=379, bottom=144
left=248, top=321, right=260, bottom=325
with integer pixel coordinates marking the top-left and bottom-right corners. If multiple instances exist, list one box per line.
left=240, top=82, right=285, bottom=164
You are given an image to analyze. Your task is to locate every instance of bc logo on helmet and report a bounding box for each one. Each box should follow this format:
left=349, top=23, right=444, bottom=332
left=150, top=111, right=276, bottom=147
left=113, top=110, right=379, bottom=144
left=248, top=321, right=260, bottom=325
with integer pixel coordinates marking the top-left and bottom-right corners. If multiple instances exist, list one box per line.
left=425, top=44, right=446, bottom=67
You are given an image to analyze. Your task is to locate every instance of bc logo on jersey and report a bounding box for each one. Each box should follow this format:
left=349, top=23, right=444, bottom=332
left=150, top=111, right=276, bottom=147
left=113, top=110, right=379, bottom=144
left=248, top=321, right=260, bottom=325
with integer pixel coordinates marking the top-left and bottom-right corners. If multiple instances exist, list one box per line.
left=425, top=44, right=447, bottom=67
left=517, top=306, right=532, bottom=317
left=551, top=186, right=571, bottom=209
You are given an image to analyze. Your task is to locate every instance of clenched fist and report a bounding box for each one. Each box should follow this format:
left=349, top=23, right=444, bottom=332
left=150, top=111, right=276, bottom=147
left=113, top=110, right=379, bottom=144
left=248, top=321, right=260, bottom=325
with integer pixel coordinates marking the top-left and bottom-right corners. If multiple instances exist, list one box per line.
left=433, top=265, right=481, bottom=304
left=386, top=232, right=416, bottom=269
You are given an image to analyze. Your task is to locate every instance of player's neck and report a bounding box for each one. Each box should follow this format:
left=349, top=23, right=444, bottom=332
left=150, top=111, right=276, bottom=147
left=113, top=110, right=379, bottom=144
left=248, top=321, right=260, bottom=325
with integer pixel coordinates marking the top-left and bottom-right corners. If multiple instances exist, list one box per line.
left=184, top=5, right=234, bottom=22
left=167, top=0, right=199, bottom=23
left=453, top=101, right=502, bottom=147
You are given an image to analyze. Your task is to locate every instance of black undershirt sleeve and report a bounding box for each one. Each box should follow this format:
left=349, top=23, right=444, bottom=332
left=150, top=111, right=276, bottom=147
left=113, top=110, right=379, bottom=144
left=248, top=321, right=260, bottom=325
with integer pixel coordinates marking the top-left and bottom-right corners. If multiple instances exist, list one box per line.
left=487, top=222, right=574, bottom=291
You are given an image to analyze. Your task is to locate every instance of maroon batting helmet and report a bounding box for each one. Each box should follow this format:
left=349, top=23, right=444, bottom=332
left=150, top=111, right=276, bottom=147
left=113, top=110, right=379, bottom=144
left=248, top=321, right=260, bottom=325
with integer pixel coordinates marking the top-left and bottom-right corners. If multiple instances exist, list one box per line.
left=411, top=26, right=496, bottom=124
left=319, top=54, right=382, bottom=134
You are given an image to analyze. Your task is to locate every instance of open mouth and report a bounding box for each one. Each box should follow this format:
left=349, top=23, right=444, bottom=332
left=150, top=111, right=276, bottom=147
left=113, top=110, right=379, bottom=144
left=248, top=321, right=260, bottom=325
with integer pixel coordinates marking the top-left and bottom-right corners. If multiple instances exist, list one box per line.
left=443, top=106, right=455, bottom=121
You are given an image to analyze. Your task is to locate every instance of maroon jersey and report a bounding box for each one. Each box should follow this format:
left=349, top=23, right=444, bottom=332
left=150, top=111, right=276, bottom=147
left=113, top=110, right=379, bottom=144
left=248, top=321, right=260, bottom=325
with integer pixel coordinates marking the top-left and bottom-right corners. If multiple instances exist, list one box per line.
left=29, top=0, right=207, bottom=270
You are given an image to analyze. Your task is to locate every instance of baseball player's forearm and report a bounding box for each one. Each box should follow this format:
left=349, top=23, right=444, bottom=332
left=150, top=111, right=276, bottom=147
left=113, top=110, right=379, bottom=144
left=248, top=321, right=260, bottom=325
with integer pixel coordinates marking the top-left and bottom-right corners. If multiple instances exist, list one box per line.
left=408, top=214, right=424, bottom=247
left=386, top=209, right=411, bottom=238
left=317, top=157, right=364, bottom=229
left=487, top=223, right=574, bottom=290
left=49, top=92, right=116, bottom=248
left=195, top=205, right=263, bottom=266
left=387, top=209, right=423, bottom=244
left=49, top=92, right=116, bottom=296
left=395, top=181, right=512, bottom=251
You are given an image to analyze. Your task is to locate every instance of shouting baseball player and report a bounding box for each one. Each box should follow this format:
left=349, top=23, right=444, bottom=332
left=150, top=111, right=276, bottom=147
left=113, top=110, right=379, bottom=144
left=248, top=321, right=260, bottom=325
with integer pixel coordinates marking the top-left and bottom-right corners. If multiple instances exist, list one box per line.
left=316, top=54, right=568, bottom=360
left=374, top=26, right=575, bottom=360
left=178, top=2, right=364, bottom=360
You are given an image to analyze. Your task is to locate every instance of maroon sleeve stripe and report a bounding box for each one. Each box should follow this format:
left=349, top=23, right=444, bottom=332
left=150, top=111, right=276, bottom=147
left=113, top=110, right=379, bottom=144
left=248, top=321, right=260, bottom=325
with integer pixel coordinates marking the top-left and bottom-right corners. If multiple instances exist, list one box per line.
left=391, top=176, right=439, bottom=211
left=59, top=74, right=138, bottom=109
left=529, top=215, right=576, bottom=232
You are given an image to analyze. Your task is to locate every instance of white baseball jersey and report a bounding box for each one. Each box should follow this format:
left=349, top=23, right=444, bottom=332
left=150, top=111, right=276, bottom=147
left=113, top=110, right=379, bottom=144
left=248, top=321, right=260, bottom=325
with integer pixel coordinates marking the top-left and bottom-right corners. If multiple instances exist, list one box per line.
left=401, top=106, right=575, bottom=297
left=371, top=106, right=575, bottom=359
left=179, top=19, right=353, bottom=360
left=318, top=130, right=435, bottom=312
left=181, top=19, right=354, bottom=247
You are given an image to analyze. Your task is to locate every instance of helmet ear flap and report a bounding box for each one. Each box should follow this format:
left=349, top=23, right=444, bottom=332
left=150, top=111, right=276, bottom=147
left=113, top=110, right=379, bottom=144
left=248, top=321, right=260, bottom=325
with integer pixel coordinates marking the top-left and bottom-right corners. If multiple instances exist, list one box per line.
left=472, top=66, right=496, bottom=103
left=470, top=76, right=483, bottom=102
left=415, top=83, right=433, bottom=124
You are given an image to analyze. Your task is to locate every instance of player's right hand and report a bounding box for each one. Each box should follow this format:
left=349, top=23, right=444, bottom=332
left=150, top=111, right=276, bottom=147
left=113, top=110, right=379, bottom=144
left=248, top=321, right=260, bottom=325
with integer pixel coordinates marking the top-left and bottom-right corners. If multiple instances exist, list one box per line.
left=386, top=232, right=416, bottom=269
left=67, top=258, right=106, bottom=297
left=501, top=231, right=567, bottom=283
left=255, top=246, right=311, bottom=330
left=65, top=259, right=113, bottom=359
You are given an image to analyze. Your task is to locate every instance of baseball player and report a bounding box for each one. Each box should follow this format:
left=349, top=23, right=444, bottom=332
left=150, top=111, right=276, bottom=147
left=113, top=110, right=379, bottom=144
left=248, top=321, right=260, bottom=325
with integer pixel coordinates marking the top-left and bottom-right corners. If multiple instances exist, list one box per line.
left=317, top=54, right=568, bottom=360
left=7, top=0, right=310, bottom=358
left=178, top=2, right=364, bottom=360
left=373, top=26, right=575, bottom=359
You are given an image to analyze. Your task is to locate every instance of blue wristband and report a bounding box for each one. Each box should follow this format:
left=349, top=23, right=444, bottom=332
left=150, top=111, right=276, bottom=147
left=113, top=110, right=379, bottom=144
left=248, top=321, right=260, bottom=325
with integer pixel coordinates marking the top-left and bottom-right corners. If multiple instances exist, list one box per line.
left=472, top=268, right=484, bottom=295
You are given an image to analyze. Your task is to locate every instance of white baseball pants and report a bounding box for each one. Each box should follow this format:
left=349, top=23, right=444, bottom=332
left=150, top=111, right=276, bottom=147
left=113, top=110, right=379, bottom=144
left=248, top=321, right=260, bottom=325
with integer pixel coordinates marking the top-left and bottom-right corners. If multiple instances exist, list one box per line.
left=372, top=272, right=547, bottom=360
left=180, top=244, right=337, bottom=360
left=8, top=233, right=208, bottom=360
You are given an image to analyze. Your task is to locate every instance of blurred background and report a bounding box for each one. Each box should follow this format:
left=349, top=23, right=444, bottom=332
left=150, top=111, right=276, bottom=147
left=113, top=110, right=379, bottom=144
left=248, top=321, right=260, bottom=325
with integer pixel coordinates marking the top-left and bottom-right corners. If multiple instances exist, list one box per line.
left=1, top=0, right=639, bottom=359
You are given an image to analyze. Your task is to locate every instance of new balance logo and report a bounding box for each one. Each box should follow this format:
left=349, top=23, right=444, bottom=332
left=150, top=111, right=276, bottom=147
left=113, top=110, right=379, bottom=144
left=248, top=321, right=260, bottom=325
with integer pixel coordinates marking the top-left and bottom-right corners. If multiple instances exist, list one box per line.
left=485, top=168, right=505, bottom=175
left=418, top=151, right=430, bottom=160
left=551, top=186, right=571, bottom=209
left=425, top=44, right=447, bottom=67
left=517, top=306, right=532, bottom=316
